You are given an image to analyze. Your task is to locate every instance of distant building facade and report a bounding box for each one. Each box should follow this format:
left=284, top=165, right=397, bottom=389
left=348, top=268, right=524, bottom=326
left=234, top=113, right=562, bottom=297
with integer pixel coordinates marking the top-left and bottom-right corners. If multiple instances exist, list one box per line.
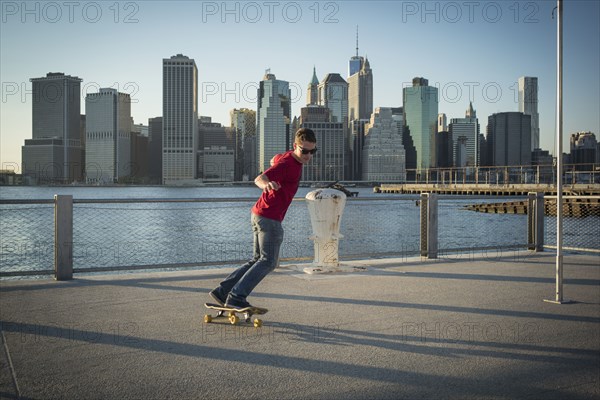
left=569, top=131, right=598, bottom=170
left=449, top=102, right=480, bottom=166
left=299, top=105, right=345, bottom=182
left=257, top=72, right=291, bottom=173
left=162, top=54, right=198, bottom=184
left=518, top=76, right=539, bottom=151
left=437, top=113, right=447, bottom=133
left=531, top=147, right=554, bottom=183
left=22, top=72, right=83, bottom=183
left=362, top=107, right=406, bottom=182
left=147, top=117, right=163, bottom=184
left=349, top=118, right=369, bottom=181
left=486, top=112, right=531, bottom=166
left=436, top=131, right=453, bottom=168
left=85, top=88, right=132, bottom=184
left=318, top=73, right=348, bottom=125
left=318, top=73, right=350, bottom=178
left=347, top=55, right=373, bottom=181
left=130, top=132, right=148, bottom=181
left=231, top=108, right=257, bottom=180
left=347, top=57, right=373, bottom=123
left=198, top=121, right=236, bottom=181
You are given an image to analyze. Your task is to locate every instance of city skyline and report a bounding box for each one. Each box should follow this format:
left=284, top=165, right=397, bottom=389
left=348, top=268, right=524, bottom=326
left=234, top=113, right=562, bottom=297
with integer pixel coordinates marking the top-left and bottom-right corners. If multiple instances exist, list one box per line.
left=1, top=1, right=599, bottom=169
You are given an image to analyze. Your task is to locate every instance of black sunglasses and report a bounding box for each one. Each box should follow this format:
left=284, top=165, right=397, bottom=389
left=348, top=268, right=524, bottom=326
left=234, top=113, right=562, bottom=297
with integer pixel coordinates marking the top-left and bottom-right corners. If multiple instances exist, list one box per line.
left=297, top=145, right=317, bottom=155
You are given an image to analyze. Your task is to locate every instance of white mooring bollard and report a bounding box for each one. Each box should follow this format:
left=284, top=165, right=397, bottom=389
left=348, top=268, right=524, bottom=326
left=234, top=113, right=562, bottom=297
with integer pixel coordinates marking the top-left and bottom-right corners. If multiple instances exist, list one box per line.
left=304, top=188, right=347, bottom=274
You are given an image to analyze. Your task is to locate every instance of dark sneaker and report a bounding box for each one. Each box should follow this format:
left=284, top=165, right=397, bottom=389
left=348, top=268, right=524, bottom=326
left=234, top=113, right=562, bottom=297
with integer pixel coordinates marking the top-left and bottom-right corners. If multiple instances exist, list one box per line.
left=225, top=296, right=252, bottom=310
left=209, top=288, right=227, bottom=306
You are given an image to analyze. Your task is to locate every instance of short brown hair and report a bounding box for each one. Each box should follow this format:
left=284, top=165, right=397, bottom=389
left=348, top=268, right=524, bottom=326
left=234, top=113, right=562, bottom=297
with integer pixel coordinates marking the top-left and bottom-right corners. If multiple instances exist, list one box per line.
left=295, top=128, right=316, bottom=144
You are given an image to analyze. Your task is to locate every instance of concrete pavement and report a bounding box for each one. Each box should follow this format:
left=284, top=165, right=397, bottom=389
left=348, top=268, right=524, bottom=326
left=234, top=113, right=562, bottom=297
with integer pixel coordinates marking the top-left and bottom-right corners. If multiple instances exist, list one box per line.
left=1, top=251, right=599, bottom=399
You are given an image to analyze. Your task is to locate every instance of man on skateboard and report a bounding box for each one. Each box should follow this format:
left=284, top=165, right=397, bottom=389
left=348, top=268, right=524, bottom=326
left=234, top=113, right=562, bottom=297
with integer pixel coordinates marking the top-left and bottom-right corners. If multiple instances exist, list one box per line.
left=209, top=128, right=317, bottom=311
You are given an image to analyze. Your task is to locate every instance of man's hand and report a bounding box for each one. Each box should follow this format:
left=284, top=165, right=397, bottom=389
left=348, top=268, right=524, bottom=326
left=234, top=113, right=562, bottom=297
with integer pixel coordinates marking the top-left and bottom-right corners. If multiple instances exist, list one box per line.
left=264, top=181, right=280, bottom=192
left=255, top=173, right=280, bottom=192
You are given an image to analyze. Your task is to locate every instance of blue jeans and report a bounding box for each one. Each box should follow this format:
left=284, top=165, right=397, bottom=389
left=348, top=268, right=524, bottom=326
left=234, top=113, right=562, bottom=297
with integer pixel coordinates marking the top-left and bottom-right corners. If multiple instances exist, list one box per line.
left=217, top=213, right=284, bottom=302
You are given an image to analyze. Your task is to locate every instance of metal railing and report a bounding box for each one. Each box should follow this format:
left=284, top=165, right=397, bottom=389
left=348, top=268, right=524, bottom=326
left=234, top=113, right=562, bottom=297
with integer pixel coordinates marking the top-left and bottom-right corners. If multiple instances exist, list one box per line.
left=403, top=163, right=599, bottom=186
left=1, top=193, right=598, bottom=279
left=543, top=195, right=600, bottom=253
left=1, top=196, right=422, bottom=278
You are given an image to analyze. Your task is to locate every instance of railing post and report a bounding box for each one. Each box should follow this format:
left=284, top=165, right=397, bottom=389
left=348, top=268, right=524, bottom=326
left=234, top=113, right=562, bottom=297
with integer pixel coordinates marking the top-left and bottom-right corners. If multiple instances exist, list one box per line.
left=428, top=193, right=438, bottom=258
left=535, top=192, right=544, bottom=251
left=420, top=193, right=428, bottom=257
left=527, top=192, right=545, bottom=252
left=420, top=193, right=438, bottom=259
left=54, top=195, right=73, bottom=280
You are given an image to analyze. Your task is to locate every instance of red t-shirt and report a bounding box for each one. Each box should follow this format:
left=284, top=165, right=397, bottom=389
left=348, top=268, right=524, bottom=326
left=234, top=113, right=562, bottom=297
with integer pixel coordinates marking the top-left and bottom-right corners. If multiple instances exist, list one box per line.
left=251, top=151, right=302, bottom=222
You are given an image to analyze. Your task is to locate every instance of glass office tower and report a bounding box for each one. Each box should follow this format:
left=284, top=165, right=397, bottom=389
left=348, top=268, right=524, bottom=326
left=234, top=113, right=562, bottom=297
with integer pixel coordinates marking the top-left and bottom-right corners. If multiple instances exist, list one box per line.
left=403, top=77, right=438, bottom=170
left=256, top=72, right=291, bottom=173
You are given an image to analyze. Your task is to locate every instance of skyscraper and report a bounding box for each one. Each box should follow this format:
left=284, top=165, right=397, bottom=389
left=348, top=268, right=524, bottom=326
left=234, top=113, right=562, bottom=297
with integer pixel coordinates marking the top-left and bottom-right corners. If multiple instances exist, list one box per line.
left=299, top=105, right=345, bottom=181
left=347, top=43, right=373, bottom=181
left=85, top=88, right=132, bottom=184
left=362, top=107, right=406, bottom=182
left=22, top=72, right=83, bottom=183
left=307, top=66, right=319, bottom=106
left=162, top=54, right=198, bottom=184
left=449, top=102, right=480, bottom=166
left=437, top=113, right=447, bottom=132
left=318, top=73, right=348, bottom=124
left=518, top=76, right=539, bottom=150
left=147, top=117, right=163, bottom=184
left=198, top=121, right=236, bottom=182
left=257, top=72, right=290, bottom=173
left=486, top=112, right=532, bottom=167
left=318, top=73, right=350, bottom=178
left=230, top=108, right=257, bottom=180
left=349, top=119, right=369, bottom=181
left=569, top=131, right=598, bottom=170
left=349, top=55, right=362, bottom=78
left=392, top=107, right=416, bottom=180
left=436, top=131, right=453, bottom=168
left=403, top=77, right=439, bottom=170
left=347, top=57, right=373, bottom=123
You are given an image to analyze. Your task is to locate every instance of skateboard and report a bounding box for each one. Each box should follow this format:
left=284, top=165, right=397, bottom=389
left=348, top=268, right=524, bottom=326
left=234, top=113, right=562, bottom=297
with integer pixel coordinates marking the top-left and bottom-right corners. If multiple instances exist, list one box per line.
left=203, top=303, right=268, bottom=327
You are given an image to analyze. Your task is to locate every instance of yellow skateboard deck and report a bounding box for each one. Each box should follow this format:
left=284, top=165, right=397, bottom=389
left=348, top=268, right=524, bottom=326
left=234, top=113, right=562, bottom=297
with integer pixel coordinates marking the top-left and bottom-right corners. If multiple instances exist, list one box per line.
left=203, top=302, right=268, bottom=327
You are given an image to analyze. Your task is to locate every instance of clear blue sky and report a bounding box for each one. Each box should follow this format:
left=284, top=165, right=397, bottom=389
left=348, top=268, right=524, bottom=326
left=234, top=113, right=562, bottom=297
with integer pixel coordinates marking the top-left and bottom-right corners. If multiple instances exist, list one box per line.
left=1, top=0, right=599, bottom=169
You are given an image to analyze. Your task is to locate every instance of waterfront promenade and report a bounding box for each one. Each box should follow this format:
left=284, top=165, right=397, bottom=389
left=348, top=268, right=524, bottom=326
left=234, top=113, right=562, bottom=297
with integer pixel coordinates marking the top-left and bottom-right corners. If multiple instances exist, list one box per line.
left=1, top=252, right=599, bottom=399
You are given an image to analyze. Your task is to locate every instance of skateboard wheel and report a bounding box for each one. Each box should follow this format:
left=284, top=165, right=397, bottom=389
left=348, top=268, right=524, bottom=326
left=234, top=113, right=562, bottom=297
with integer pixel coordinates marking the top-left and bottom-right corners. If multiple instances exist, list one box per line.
left=228, top=311, right=236, bottom=317
left=253, top=318, right=263, bottom=328
left=204, top=315, right=212, bottom=323
left=229, top=315, right=239, bottom=325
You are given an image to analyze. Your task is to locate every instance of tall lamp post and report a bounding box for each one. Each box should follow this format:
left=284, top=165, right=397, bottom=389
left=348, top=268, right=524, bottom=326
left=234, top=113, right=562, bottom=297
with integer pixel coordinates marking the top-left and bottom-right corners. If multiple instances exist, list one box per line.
left=546, top=0, right=568, bottom=304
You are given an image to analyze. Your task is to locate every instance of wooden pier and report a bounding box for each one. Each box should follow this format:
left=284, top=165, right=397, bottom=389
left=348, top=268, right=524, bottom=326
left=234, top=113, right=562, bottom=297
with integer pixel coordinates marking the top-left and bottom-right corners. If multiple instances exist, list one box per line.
left=375, top=183, right=600, bottom=196
left=464, top=197, right=600, bottom=217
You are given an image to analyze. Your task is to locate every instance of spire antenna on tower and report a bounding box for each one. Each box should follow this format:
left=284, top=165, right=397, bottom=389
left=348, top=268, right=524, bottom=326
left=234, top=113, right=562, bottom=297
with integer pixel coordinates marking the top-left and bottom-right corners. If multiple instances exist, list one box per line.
left=355, top=25, right=359, bottom=57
